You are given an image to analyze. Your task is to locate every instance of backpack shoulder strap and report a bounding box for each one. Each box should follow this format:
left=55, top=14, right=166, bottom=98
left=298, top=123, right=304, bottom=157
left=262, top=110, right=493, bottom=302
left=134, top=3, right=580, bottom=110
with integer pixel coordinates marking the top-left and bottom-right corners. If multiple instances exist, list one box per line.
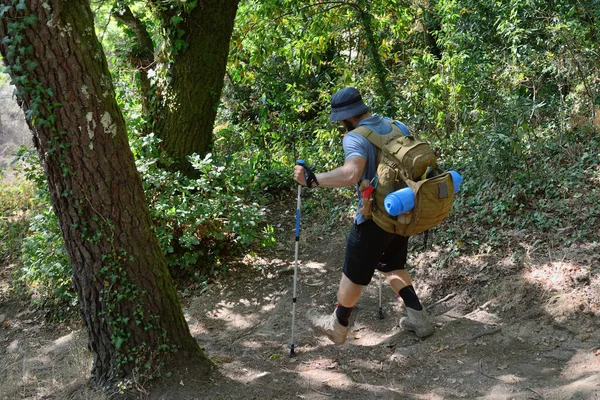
left=352, top=125, right=387, bottom=149
left=353, top=121, right=408, bottom=149
left=354, top=124, right=417, bottom=186
left=392, top=120, right=410, bottom=136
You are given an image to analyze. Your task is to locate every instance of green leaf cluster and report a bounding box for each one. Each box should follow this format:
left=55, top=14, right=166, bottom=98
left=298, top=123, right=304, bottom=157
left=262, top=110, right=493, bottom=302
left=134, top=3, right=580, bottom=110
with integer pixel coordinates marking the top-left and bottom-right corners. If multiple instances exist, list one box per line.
left=2, top=149, right=76, bottom=319
left=131, top=133, right=271, bottom=281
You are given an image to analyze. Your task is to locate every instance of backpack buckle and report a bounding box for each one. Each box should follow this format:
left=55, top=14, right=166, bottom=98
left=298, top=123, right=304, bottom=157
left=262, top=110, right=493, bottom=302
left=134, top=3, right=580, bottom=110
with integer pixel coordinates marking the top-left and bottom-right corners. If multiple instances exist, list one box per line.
left=370, top=175, right=379, bottom=189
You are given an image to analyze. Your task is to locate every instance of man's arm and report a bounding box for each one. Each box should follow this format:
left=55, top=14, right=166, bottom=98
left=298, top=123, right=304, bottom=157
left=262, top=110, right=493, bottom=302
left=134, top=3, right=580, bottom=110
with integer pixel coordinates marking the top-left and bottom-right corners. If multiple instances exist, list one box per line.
left=294, top=156, right=366, bottom=188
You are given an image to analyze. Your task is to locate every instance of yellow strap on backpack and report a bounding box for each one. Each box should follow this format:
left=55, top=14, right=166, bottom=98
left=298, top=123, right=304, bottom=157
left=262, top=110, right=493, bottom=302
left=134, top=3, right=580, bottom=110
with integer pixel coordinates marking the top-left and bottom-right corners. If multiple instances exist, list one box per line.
left=421, top=166, right=433, bottom=181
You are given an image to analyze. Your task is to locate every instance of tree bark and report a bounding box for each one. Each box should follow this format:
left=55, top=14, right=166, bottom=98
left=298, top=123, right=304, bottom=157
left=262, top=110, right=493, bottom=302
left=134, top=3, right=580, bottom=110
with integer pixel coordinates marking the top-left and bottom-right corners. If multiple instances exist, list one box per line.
left=0, top=0, right=211, bottom=387
left=120, top=0, right=240, bottom=176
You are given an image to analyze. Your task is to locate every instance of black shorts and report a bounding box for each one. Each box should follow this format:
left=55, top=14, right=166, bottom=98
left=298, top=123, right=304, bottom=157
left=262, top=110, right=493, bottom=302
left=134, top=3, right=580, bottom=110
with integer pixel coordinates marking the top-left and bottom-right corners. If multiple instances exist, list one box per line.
left=343, top=219, right=409, bottom=286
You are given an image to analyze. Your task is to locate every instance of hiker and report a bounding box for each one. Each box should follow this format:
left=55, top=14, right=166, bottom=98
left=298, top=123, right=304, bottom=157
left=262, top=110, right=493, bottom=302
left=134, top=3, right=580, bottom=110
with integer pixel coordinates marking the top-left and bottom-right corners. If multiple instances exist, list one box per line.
left=293, top=87, right=434, bottom=344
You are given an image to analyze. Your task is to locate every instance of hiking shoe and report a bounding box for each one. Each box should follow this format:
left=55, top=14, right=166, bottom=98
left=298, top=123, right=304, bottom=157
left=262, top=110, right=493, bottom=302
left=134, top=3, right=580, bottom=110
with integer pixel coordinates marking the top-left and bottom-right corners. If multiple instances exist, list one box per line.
left=399, top=307, right=434, bottom=338
left=307, top=309, right=348, bottom=344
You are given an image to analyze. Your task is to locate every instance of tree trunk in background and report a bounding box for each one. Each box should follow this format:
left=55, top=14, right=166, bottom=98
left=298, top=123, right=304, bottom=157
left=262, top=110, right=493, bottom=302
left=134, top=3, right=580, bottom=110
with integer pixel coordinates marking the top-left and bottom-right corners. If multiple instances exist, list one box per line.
left=0, top=0, right=210, bottom=387
left=143, top=0, right=240, bottom=175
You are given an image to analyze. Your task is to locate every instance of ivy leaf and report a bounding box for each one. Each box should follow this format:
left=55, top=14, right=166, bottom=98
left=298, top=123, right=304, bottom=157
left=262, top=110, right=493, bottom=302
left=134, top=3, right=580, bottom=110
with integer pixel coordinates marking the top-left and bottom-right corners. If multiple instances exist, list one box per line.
left=23, top=14, right=38, bottom=27
left=0, top=5, right=12, bottom=17
left=25, top=59, right=38, bottom=71
left=170, top=15, right=183, bottom=26
left=114, top=336, right=124, bottom=350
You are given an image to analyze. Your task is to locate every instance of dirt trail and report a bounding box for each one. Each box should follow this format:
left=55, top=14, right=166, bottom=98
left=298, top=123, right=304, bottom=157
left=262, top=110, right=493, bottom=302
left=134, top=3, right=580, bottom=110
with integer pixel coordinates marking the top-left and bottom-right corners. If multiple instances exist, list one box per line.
left=177, top=230, right=600, bottom=400
left=1, top=205, right=599, bottom=399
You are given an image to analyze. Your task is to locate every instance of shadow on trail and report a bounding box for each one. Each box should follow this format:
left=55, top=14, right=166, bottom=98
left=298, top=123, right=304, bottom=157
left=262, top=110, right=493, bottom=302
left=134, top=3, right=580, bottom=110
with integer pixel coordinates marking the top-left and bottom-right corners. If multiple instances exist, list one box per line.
left=181, top=234, right=600, bottom=400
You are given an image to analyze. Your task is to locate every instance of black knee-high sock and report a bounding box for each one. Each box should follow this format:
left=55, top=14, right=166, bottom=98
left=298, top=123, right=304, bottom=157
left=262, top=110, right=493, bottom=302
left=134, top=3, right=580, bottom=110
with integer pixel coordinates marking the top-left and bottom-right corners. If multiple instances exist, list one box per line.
left=335, top=304, right=353, bottom=326
left=399, top=285, right=423, bottom=311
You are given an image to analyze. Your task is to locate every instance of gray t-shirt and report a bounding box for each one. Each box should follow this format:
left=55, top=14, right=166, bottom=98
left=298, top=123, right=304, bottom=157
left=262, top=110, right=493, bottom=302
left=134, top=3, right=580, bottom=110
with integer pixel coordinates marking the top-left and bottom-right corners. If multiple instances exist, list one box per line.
left=342, top=114, right=409, bottom=224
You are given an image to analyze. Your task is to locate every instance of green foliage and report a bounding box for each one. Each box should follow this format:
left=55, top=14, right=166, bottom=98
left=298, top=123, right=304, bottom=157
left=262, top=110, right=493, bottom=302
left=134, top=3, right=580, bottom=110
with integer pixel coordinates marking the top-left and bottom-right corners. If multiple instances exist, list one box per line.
left=438, top=124, right=600, bottom=255
left=223, top=0, right=599, bottom=257
left=224, top=1, right=356, bottom=172
left=19, top=205, right=74, bottom=315
left=5, top=128, right=276, bottom=318
left=260, top=224, right=276, bottom=249
left=96, top=245, right=178, bottom=384
left=0, top=64, right=8, bottom=86
left=1, top=2, right=58, bottom=127
left=3, top=149, right=76, bottom=318
left=224, top=0, right=596, bottom=177
left=132, top=134, right=272, bottom=281
left=1, top=1, right=77, bottom=318
left=4, top=0, right=599, bottom=322
left=0, top=168, right=35, bottom=268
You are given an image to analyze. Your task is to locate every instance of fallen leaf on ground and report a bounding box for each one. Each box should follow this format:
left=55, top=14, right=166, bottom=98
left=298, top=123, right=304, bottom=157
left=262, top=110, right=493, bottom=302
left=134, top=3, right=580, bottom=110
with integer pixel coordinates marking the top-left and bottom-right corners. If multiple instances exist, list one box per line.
left=436, top=344, right=448, bottom=352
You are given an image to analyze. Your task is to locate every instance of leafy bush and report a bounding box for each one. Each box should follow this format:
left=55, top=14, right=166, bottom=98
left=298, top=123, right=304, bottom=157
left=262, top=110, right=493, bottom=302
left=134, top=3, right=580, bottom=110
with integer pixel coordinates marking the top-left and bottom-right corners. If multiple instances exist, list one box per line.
left=438, top=122, right=600, bottom=254
left=132, top=134, right=273, bottom=281
left=19, top=206, right=75, bottom=317
left=0, top=168, right=35, bottom=268
left=7, top=131, right=276, bottom=316
left=1, top=151, right=76, bottom=318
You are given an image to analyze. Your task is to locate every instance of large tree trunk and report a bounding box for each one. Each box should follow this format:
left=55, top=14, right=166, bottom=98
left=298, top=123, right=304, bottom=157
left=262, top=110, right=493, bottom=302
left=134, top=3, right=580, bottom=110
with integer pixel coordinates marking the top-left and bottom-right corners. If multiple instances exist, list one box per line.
left=0, top=0, right=211, bottom=387
left=161, top=1, right=239, bottom=175
left=119, top=0, right=240, bottom=175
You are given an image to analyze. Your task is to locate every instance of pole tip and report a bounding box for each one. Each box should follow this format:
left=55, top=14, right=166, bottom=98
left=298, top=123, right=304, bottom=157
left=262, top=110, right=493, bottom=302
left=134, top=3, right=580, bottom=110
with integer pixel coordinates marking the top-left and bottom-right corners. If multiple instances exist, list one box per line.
left=289, top=344, right=296, bottom=357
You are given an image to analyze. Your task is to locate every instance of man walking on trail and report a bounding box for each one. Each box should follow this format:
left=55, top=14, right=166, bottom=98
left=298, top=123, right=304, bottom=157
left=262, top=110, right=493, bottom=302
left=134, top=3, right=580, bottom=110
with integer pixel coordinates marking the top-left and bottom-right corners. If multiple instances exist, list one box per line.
left=293, top=87, right=434, bottom=344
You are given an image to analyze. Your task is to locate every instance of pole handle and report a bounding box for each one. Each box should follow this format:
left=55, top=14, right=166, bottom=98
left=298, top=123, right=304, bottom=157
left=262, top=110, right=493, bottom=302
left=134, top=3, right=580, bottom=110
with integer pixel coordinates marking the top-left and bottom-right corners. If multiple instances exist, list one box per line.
left=296, top=160, right=319, bottom=187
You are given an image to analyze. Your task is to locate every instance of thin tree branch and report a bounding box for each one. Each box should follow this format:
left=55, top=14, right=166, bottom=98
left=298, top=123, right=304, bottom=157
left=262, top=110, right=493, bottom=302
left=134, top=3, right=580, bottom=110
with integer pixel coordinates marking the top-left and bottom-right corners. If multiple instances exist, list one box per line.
left=111, top=4, right=155, bottom=65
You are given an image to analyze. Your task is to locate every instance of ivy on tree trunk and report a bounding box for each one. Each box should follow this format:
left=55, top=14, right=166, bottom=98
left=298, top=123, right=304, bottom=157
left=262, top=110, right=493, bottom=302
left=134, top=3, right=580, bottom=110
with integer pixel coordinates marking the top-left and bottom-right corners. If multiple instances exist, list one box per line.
left=0, top=0, right=211, bottom=388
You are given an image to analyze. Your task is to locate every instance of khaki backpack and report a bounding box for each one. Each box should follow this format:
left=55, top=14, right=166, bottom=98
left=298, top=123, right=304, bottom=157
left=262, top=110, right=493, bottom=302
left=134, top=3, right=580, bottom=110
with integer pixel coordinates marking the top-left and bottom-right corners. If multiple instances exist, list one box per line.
left=353, top=121, right=455, bottom=236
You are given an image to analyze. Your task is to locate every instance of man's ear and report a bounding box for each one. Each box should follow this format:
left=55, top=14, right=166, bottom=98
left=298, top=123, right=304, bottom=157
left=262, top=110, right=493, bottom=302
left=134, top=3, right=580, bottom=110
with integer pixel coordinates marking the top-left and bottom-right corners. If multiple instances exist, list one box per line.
left=341, top=120, right=354, bottom=131
left=348, top=115, right=361, bottom=126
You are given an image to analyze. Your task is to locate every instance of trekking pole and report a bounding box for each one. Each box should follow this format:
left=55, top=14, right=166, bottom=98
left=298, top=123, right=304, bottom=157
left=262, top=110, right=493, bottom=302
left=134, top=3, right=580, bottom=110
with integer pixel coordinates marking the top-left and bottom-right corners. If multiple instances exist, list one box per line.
left=378, top=270, right=384, bottom=319
left=289, top=160, right=318, bottom=357
left=289, top=160, right=304, bottom=357
left=289, top=179, right=301, bottom=356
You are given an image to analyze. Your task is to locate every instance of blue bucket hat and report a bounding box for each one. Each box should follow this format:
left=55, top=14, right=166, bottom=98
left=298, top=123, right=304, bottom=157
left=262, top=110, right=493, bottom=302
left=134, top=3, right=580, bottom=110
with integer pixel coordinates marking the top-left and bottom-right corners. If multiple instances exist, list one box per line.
left=329, top=87, right=369, bottom=122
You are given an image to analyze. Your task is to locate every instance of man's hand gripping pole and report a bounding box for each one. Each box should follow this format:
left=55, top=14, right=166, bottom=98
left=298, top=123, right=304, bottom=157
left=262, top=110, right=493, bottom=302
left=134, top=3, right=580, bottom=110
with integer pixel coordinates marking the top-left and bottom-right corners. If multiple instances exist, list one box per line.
left=298, top=160, right=319, bottom=187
